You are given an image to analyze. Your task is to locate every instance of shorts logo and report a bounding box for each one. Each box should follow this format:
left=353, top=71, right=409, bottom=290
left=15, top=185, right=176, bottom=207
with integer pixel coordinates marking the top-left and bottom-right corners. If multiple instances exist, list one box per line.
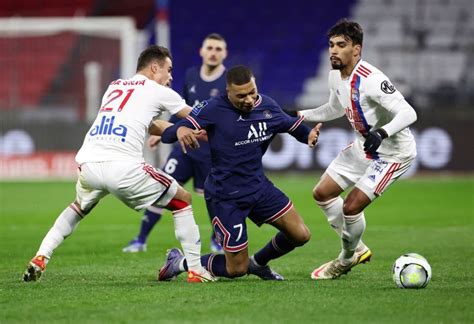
left=381, top=80, right=395, bottom=94
left=368, top=174, right=376, bottom=182
left=191, top=100, right=208, bottom=116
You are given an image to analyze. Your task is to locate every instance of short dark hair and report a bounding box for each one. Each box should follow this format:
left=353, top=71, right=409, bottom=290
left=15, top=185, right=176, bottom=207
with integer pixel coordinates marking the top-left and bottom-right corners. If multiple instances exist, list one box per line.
left=204, top=33, right=226, bottom=43
left=226, top=65, right=254, bottom=85
left=136, top=45, right=172, bottom=72
left=328, top=19, right=363, bottom=46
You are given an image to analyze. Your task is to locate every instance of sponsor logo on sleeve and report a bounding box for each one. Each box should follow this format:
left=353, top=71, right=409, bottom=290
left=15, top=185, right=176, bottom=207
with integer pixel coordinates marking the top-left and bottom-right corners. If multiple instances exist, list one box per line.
left=381, top=80, right=396, bottom=94
left=191, top=100, right=208, bottom=116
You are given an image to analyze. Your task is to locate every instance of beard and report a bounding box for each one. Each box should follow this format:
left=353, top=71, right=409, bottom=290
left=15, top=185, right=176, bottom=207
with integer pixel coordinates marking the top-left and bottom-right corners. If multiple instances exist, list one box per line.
left=330, top=57, right=344, bottom=70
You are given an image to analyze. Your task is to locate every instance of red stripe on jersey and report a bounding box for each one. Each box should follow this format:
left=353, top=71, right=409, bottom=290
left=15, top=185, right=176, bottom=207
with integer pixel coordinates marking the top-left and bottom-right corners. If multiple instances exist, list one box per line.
left=186, top=116, right=201, bottom=130
left=143, top=164, right=172, bottom=187
left=288, top=115, right=305, bottom=132
left=359, top=65, right=372, bottom=74
left=356, top=68, right=369, bottom=78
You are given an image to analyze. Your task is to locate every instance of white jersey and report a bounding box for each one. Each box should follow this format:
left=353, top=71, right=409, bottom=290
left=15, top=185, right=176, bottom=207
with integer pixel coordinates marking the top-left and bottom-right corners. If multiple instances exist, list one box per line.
left=76, top=74, right=186, bottom=164
left=328, top=60, right=416, bottom=162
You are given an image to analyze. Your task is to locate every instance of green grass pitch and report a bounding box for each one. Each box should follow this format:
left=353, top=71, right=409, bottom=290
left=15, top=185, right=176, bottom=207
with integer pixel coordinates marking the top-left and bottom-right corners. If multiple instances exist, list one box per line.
left=1, top=174, right=473, bottom=323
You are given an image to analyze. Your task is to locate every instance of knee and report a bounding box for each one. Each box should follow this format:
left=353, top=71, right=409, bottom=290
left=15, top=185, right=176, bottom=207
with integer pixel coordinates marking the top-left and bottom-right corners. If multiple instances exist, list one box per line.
left=342, top=199, right=363, bottom=216
left=313, top=185, right=333, bottom=202
left=290, top=224, right=311, bottom=247
left=177, top=189, right=192, bottom=205
left=226, top=261, right=249, bottom=278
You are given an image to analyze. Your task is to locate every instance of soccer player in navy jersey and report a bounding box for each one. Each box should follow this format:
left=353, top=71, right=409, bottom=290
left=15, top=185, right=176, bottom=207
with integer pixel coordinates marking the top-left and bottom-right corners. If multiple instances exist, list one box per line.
left=123, top=33, right=228, bottom=253
left=154, top=65, right=322, bottom=280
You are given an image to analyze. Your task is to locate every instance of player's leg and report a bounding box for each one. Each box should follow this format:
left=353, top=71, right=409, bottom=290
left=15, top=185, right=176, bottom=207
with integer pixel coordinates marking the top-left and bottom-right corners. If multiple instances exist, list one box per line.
left=24, top=164, right=107, bottom=281
left=311, top=146, right=374, bottom=280
left=245, top=183, right=309, bottom=280
left=159, top=247, right=249, bottom=281
left=123, top=150, right=193, bottom=252
left=247, top=206, right=309, bottom=281
left=313, top=172, right=345, bottom=235
left=340, top=158, right=415, bottom=264
left=159, top=196, right=250, bottom=281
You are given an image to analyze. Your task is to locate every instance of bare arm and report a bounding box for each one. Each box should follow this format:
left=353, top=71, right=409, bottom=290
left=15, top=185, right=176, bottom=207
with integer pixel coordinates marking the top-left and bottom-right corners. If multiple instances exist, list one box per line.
left=148, top=120, right=173, bottom=136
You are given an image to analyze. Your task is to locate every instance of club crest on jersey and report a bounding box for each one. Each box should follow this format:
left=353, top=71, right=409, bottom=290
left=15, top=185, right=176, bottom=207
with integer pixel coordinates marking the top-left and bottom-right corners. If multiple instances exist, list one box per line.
left=89, top=116, right=128, bottom=142
left=263, top=110, right=272, bottom=119
left=210, top=88, right=220, bottom=97
left=381, top=80, right=395, bottom=94
left=351, top=89, right=360, bottom=101
left=191, top=100, right=208, bottom=116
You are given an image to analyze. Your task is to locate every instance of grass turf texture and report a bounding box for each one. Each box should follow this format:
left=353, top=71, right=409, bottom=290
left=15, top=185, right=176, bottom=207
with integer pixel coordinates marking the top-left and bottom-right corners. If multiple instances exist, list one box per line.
left=1, top=174, right=473, bottom=323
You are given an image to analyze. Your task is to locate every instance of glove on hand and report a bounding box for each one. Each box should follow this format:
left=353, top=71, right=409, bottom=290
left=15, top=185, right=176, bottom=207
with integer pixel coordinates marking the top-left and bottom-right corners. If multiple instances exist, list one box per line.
left=363, top=128, right=388, bottom=154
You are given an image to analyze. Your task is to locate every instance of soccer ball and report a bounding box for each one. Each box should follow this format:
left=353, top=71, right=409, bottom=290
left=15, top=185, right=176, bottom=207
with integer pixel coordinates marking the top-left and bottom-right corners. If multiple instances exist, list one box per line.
left=392, top=253, right=432, bottom=289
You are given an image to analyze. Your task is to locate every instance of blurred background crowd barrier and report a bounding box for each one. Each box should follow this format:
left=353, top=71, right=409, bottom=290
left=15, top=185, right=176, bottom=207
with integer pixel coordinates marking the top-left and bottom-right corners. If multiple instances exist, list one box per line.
left=0, top=0, right=472, bottom=179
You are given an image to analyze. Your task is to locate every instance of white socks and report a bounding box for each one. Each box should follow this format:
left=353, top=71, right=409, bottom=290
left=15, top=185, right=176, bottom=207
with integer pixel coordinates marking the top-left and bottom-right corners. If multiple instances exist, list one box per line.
left=172, top=206, right=202, bottom=272
left=339, top=211, right=366, bottom=264
left=316, top=197, right=344, bottom=236
left=36, top=205, right=82, bottom=259
left=317, top=196, right=368, bottom=265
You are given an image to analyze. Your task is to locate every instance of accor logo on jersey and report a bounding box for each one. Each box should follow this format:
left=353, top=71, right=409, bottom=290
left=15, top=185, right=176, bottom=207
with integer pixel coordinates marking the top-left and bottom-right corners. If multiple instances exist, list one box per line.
left=235, top=122, right=273, bottom=146
left=89, top=116, right=128, bottom=142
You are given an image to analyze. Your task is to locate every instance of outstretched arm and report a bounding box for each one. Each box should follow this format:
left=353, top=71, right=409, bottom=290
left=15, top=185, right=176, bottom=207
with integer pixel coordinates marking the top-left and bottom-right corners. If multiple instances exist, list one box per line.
left=299, top=90, right=345, bottom=122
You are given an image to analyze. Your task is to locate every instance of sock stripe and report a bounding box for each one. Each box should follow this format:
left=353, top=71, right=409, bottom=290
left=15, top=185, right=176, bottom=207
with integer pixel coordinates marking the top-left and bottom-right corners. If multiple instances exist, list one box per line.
left=316, top=196, right=339, bottom=207
left=69, top=203, right=84, bottom=218
left=271, top=236, right=285, bottom=254
left=172, top=206, right=192, bottom=215
left=207, top=254, right=216, bottom=277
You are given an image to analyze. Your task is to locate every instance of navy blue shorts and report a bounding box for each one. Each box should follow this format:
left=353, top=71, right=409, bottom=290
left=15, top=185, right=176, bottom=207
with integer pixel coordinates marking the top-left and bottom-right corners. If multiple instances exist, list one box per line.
left=162, top=146, right=211, bottom=193
left=205, top=179, right=293, bottom=252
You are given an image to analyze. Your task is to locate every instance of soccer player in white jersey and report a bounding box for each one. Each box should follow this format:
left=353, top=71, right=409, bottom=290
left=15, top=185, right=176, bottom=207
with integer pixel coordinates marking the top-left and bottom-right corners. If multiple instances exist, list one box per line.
left=299, top=19, right=417, bottom=280
left=23, top=45, right=215, bottom=283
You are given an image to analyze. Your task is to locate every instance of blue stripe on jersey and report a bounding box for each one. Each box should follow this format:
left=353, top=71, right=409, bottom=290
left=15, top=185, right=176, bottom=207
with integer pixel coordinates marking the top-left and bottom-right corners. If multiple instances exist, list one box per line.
left=351, top=74, right=379, bottom=159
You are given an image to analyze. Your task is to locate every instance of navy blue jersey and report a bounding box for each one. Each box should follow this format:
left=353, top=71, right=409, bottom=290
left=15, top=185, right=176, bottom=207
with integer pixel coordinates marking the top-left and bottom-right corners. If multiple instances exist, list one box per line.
left=163, top=94, right=310, bottom=200
left=182, top=66, right=227, bottom=107
left=168, top=66, right=226, bottom=162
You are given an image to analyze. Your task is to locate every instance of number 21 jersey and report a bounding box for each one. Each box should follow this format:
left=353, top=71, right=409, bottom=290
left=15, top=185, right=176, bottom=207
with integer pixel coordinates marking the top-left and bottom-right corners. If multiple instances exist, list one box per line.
left=76, top=74, right=186, bottom=164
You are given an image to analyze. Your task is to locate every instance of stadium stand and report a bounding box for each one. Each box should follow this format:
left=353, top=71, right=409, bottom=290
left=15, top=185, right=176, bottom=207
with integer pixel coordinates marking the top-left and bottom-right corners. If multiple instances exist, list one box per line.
left=168, top=0, right=354, bottom=107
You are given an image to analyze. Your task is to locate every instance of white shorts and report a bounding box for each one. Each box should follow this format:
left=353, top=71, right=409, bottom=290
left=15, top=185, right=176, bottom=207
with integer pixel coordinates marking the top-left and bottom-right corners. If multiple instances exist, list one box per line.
left=75, top=161, right=178, bottom=214
left=325, top=143, right=414, bottom=200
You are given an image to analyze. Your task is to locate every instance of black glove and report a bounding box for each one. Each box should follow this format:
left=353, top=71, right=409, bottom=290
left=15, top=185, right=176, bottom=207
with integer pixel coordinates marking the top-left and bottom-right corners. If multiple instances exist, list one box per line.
left=363, top=128, right=388, bottom=154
